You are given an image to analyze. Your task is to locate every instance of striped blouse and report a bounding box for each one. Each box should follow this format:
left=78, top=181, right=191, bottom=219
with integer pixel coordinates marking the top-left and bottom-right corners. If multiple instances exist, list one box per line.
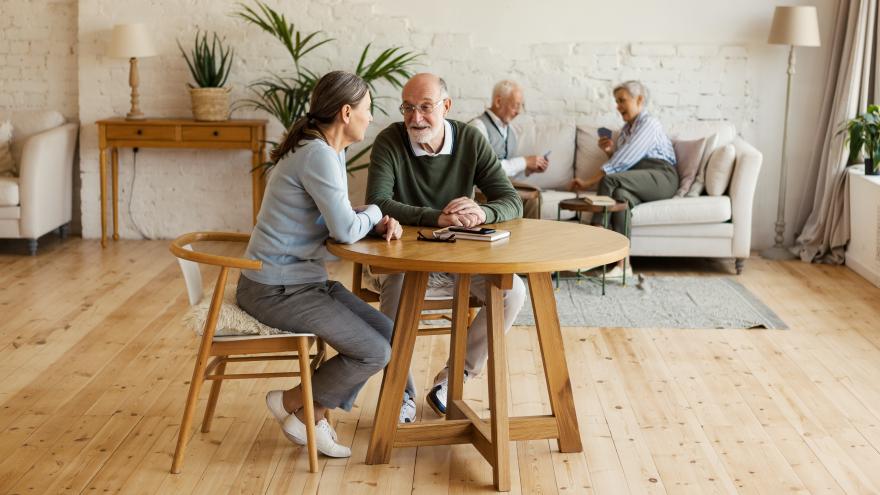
left=601, top=111, right=676, bottom=174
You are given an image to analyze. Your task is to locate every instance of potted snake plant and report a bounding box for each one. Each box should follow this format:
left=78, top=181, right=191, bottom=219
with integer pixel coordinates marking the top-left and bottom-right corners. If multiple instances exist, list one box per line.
left=178, top=31, right=234, bottom=121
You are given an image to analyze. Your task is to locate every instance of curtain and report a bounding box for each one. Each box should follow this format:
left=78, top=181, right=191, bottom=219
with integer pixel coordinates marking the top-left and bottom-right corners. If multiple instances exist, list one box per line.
left=793, top=0, right=879, bottom=263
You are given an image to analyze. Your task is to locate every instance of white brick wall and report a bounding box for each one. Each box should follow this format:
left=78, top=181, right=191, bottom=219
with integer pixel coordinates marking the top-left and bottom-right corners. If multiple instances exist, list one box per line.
left=0, top=0, right=78, bottom=119
left=2, top=0, right=763, bottom=241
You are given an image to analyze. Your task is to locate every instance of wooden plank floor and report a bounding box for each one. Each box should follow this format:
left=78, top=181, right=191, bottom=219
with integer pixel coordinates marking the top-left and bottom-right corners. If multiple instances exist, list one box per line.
left=1, top=236, right=879, bottom=494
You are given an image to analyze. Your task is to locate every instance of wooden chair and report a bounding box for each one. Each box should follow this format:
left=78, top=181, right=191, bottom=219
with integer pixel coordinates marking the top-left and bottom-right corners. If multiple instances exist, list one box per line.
left=169, top=231, right=327, bottom=474
left=352, top=262, right=479, bottom=336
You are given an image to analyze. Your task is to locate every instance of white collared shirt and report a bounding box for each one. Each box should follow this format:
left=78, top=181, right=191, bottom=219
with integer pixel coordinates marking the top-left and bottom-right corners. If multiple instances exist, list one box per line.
left=469, top=109, right=527, bottom=178
left=410, top=120, right=454, bottom=157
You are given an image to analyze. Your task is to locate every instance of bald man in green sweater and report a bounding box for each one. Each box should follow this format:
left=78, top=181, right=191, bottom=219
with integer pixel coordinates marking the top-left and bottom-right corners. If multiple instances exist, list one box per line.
left=366, top=73, right=526, bottom=424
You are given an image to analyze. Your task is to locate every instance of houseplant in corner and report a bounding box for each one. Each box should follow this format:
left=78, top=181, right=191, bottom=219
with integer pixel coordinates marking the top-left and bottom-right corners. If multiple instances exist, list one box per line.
left=844, top=104, right=880, bottom=176
left=233, top=1, right=420, bottom=171
left=178, top=31, right=234, bottom=121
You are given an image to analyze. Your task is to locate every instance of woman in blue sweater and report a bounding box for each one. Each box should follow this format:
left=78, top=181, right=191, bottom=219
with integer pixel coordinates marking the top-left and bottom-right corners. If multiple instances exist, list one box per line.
left=236, top=71, right=402, bottom=458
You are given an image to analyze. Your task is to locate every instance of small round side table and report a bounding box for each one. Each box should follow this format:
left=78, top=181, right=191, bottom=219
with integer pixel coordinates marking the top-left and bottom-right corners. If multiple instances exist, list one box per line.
left=557, top=197, right=630, bottom=294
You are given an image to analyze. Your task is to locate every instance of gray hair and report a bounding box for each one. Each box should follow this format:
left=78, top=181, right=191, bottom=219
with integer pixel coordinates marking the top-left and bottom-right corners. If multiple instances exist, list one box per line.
left=492, top=80, right=520, bottom=100
left=613, top=80, right=649, bottom=105
left=438, top=77, right=449, bottom=99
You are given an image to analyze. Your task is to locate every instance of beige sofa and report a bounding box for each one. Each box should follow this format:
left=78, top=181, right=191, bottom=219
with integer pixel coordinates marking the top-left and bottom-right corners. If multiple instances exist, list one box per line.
left=510, top=118, right=762, bottom=273
left=0, top=110, right=78, bottom=255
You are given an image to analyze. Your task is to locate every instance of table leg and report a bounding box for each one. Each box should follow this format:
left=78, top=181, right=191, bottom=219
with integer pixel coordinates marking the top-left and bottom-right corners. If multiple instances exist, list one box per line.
left=485, top=275, right=510, bottom=491
left=99, top=148, right=107, bottom=248
left=111, top=148, right=119, bottom=241
left=526, top=272, right=583, bottom=453
left=365, top=270, right=429, bottom=465
left=446, top=274, right=471, bottom=421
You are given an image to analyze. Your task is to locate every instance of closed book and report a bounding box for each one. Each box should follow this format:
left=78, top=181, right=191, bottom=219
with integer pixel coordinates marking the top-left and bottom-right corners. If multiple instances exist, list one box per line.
left=582, top=194, right=616, bottom=206
left=434, top=228, right=511, bottom=242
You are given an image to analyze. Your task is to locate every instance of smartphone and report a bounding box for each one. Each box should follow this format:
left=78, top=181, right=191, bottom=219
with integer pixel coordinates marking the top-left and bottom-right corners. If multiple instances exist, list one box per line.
left=598, top=127, right=613, bottom=139
left=448, top=226, right=496, bottom=234
left=543, top=150, right=552, bottom=159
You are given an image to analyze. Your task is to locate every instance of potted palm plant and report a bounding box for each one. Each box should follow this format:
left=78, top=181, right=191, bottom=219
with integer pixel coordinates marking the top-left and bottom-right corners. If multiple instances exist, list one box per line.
left=844, top=104, right=880, bottom=175
left=178, top=31, right=234, bottom=121
left=233, top=1, right=420, bottom=171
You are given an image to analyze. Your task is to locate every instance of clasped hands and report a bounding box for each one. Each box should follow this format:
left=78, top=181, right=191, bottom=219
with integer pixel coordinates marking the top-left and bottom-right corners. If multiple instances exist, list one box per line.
left=438, top=196, right=486, bottom=228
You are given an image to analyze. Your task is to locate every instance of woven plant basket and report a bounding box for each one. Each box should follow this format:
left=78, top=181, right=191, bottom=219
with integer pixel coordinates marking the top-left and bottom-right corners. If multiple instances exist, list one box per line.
left=190, top=87, right=230, bottom=121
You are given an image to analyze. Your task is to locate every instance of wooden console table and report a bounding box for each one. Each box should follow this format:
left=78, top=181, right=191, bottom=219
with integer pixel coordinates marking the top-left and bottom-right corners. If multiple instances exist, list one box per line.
left=96, top=118, right=267, bottom=247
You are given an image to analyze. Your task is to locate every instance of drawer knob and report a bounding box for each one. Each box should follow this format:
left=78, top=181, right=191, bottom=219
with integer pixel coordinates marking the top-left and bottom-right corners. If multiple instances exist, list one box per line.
left=136, top=129, right=143, bottom=135
left=212, top=130, right=219, bottom=137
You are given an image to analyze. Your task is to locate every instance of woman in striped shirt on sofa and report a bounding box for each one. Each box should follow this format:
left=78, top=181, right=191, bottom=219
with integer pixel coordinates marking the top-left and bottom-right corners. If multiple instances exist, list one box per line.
left=569, top=80, right=678, bottom=278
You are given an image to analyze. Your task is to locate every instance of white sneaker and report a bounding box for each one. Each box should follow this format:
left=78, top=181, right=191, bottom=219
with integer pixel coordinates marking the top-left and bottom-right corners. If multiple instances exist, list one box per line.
left=605, top=264, right=633, bottom=279
left=267, top=390, right=337, bottom=441
left=266, top=390, right=289, bottom=424
left=281, top=408, right=308, bottom=445
left=399, top=394, right=416, bottom=423
left=314, top=419, right=351, bottom=457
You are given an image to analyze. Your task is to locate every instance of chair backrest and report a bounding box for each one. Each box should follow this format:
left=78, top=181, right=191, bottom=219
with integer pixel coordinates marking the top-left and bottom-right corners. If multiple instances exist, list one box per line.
left=169, top=232, right=261, bottom=306
left=177, top=245, right=203, bottom=306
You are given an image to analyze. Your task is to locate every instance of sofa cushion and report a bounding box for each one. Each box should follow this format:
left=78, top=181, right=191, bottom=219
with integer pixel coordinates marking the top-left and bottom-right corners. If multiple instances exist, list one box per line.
left=632, top=196, right=731, bottom=226
left=705, top=144, right=736, bottom=196
left=9, top=110, right=65, bottom=166
left=511, top=117, right=576, bottom=190
left=0, top=177, right=19, bottom=206
left=574, top=125, right=617, bottom=181
left=672, top=137, right=707, bottom=197
left=0, top=121, right=13, bottom=177
left=539, top=188, right=579, bottom=220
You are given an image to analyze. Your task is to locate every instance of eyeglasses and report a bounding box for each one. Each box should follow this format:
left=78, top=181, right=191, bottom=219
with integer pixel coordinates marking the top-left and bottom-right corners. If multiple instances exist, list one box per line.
left=417, top=230, right=456, bottom=243
left=399, top=99, right=446, bottom=116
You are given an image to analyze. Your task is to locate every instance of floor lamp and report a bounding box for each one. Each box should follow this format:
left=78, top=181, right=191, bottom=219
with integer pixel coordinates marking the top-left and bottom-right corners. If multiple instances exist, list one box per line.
left=762, top=6, right=821, bottom=260
left=108, top=24, right=158, bottom=120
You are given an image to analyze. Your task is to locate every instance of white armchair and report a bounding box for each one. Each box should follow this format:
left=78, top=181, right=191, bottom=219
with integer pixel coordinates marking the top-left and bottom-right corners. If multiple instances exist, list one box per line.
left=0, top=111, right=78, bottom=255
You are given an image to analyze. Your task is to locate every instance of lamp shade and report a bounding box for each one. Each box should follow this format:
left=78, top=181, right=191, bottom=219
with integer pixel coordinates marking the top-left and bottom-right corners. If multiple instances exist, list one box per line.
left=768, top=6, right=821, bottom=46
left=108, top=23, right=158, bottom=58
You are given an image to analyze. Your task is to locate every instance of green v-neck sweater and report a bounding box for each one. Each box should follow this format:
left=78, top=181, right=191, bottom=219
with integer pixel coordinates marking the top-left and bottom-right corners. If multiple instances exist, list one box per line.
left=365, top=120, right=522, bottom=226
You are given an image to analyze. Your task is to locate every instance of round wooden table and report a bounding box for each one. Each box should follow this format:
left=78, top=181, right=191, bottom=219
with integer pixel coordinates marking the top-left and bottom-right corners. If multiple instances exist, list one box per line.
left=327, top=218, right=628, bottom=491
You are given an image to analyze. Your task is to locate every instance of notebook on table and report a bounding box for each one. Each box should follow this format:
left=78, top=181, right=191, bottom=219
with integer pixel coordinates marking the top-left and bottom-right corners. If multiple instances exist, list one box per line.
left=433, top=227, right=511, bottom=242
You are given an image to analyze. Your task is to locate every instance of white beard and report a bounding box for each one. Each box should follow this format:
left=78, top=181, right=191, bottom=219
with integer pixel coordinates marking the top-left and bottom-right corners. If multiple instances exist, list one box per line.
left=407, top=125, right=440, bottom=144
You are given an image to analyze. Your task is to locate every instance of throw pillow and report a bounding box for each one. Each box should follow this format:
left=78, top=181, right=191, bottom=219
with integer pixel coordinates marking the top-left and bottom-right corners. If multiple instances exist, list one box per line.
left=672, top=137, right=707, bottom=197
left=686, top=133, right=719, bottom=197
left=574, top=125, right=613, bottom=183
left=704, top=144, right=737, bottom=196
left=0, top=121, right=13, bottom=177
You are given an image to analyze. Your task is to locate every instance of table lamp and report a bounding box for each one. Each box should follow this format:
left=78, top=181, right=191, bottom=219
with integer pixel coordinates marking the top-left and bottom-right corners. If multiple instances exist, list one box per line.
left=108, top=23, right=158, bottom=120
left=762, top=6, right=821, bottom=260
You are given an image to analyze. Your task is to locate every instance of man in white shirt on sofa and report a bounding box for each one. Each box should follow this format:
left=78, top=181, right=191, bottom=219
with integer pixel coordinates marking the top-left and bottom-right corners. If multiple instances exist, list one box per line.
left=470, top=80, right=549, bottom=218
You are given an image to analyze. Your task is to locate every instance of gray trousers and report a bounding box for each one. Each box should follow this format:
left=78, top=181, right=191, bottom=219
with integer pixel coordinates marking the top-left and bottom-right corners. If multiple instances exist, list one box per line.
left=377, top=272, right=527, bottom=398
left=236, top=275, right=393, bottom=411
left=598, top=158, right=678, bottom=237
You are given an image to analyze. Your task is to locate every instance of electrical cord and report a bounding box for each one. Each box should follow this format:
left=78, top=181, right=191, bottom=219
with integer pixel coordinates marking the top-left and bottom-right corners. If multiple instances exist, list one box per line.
left=127, top=148, right=152, bottom=240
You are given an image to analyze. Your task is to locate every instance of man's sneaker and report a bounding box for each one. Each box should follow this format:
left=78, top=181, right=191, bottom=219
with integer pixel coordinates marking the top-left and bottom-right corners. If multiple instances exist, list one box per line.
left=605, top=264, right=634, bottom=279
left=426, top=381, right=448, bottom=416
left=266, top=390, right=289, bottom=424
left=314, top=419, right=351, bottom=457
left=399, top=394, right=416, bottom=423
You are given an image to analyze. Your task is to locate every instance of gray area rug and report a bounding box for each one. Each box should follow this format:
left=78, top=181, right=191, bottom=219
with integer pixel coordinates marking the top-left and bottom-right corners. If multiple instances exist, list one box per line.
left=514, top=275, right=787, bottom=329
